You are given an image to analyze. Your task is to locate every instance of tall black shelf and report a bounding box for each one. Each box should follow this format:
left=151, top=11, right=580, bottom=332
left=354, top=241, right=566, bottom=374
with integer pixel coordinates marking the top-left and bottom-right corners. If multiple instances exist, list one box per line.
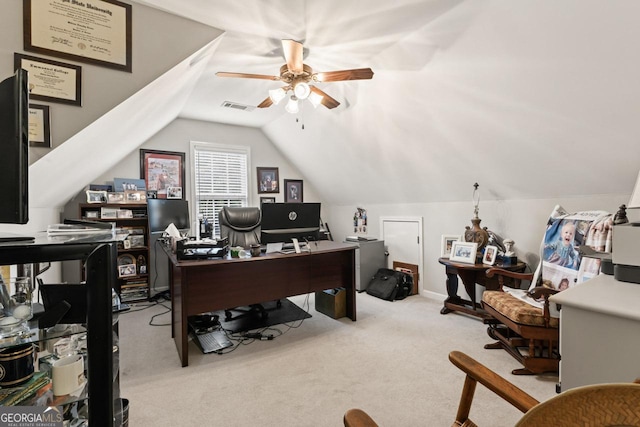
left=0, top=232, right=118, bottom=426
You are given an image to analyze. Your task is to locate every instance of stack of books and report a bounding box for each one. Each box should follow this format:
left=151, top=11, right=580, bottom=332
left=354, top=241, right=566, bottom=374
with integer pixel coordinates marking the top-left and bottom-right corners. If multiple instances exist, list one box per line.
left=0, top=371, right=51, bottom=406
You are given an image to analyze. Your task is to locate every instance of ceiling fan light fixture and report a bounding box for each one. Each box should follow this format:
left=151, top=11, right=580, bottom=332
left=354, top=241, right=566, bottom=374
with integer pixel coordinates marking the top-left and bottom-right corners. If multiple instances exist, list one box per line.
left=293, top=82, right=310, bottom=100
left=268, top=88, right=287, bottom=105
left=285, top=96, right=299, bottom=114
left=308, top=91, right=323, bottom=108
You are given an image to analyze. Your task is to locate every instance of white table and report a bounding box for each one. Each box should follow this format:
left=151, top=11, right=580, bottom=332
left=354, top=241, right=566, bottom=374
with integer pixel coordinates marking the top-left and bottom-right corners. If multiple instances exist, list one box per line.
left=550, top=273, right=640, bottom=391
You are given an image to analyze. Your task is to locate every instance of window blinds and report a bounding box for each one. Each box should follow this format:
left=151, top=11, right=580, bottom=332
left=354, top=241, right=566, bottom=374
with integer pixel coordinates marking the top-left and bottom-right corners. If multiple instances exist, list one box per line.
left=193, top=145, right=248, bottom=237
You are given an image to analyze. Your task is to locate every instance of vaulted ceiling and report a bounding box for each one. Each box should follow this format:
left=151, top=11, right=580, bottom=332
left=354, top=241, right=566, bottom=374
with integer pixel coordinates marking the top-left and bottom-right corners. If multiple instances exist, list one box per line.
left=131, top=0, right=640, bottom=205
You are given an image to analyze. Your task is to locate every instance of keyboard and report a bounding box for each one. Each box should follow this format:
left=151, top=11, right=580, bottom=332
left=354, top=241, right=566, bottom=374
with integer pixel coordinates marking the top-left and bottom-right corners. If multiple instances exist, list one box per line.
left=193, top=330, right=233, bottom=353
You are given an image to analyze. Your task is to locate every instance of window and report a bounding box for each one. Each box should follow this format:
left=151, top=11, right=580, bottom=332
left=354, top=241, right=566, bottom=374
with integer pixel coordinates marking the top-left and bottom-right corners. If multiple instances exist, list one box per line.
left=191, top=142, right=250, bottom=237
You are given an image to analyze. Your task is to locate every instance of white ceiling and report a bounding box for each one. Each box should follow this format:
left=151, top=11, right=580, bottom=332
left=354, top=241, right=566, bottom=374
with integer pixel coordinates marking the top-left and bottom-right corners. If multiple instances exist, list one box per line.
left=131, top=0, right=640, bottom=206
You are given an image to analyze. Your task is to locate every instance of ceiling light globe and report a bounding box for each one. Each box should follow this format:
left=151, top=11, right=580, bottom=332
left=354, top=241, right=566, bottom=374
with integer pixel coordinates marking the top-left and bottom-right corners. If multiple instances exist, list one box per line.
left=269, top=88, right=287, bottom=105
left=285, top=96, right=299, bottom=114
left=308, top=92, right=323, bottom=108
left=293, top=82, right=310, bottom=100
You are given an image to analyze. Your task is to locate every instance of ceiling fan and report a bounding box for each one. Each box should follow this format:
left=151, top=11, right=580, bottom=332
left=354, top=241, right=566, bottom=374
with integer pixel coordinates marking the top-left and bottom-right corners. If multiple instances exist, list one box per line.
left=216, top=39, right=374, bottom=113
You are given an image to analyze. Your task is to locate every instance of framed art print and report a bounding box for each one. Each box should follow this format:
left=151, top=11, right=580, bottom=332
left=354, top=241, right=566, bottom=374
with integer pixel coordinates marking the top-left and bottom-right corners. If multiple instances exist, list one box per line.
left=257, top=167, right=279, bottom=193
left=140, top=149, right=185, bottom=199
left=284, top=179, right=303, bottom=203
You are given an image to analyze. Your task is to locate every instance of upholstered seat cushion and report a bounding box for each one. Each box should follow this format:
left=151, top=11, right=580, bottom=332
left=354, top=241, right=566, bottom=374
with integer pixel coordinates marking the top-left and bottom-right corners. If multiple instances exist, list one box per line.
left=482, top=291, right=559, bottom=328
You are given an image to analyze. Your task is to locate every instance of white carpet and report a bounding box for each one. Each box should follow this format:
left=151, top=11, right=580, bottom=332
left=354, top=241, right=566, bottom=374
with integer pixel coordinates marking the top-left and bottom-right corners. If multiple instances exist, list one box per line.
left=118, top=293, right=558, bottom=426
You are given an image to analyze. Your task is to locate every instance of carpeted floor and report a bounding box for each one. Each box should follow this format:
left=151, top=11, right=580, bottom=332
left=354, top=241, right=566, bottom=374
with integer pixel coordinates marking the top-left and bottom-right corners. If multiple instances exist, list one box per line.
left=118, top=293, right=558, bottom=426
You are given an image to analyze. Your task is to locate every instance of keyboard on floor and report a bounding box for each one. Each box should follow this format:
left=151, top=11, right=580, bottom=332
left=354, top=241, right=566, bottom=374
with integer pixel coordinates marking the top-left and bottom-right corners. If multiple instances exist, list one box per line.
left=193, top=330, right=233, bottom=353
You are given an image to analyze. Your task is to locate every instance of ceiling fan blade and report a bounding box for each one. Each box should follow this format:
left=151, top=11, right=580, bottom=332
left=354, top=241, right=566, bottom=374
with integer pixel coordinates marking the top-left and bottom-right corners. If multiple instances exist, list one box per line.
left=216, top=71, right=279, bottom=81
left=315, top=68, right=374, bottom=82
left=257, top=97, right=273, bottom=108
left=310, top=86, right=340, bottom=109
left=282, top=39, right=304, bottom=74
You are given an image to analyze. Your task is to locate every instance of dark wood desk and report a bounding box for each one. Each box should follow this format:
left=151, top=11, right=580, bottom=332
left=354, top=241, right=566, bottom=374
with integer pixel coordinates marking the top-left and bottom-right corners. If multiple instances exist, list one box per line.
left=438, top=257, right=526, bottom=321
left=163, top=241, right=357, bottom=366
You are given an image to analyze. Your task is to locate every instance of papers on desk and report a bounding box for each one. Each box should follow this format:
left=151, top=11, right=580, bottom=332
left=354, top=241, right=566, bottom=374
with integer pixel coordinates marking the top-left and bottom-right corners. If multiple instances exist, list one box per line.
left=266, top=242, right=310, bottom=254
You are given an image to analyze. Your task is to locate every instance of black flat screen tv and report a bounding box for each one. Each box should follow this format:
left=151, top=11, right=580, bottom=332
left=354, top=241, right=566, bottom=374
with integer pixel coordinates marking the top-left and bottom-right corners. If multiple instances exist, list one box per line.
left=260, top=203, right=321, bottom=244
left=148, top=199, right=190, bottom=234
left=0, top=69, right=29, bottom=224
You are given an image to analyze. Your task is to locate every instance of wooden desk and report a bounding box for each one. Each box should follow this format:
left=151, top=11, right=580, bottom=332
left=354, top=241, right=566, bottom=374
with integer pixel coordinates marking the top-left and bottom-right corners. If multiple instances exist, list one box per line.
left=164, top=241, right=357, bottom=366
left=438, top=257, right=526, bottom=321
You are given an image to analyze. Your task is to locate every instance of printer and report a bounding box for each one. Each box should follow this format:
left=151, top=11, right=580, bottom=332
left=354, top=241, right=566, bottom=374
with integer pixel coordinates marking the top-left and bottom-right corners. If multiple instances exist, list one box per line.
left=612, top=222, right=640, bottom=283
left=611, top=171, right=640, bottom=284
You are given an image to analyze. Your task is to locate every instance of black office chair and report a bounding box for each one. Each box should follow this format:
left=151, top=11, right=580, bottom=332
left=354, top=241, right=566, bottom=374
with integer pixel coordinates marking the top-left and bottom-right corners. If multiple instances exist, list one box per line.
left=218, top=206, right=280, bottom=321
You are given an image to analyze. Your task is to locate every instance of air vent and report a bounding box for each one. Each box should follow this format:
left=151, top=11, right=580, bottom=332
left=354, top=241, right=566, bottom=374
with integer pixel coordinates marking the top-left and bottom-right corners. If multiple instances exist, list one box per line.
left=221, top=101, right=255, bottom=112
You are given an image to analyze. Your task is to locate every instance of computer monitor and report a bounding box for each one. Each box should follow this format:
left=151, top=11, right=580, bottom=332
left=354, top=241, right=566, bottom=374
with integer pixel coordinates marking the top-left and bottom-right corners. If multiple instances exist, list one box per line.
left=0, top=69, right=29, bottom=225
left=147, top=199, right=190, bottom=234
left=260, top=203, right=321, bottom=244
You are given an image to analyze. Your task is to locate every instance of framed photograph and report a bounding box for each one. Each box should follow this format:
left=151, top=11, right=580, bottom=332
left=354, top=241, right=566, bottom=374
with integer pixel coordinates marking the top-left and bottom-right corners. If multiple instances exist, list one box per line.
left=257, top=167, right=279, bottom=193
left=114, top=178, right=146, bottom=192
left=284, top=179, right=303, bottom=203
left=441, top=234, right=463, bottom=257
left=85, top=210, right=99, bottom=219
left=15, top=53, right=82, bottom=106
left=86, top=190, right=107, bottom=204
left=260, top=197, right=276, bottom=206
left=28, top=104, right=51, bottom=147
left=23, top=0, right=133, bottom=72
left=89, top=184, right=113, bottom=192
left=118, top=264, right=137, bottom=278
left=483, top=245, right=498, bottom=265
left=125, top=190, right=146, bottom=203
left=107, top=192, right=125, bottom=203
left=449, top=241, right=478, bottom=264
left=140, top=149, right=185, bottom=199
left=166, top=187, right=183, bottom=199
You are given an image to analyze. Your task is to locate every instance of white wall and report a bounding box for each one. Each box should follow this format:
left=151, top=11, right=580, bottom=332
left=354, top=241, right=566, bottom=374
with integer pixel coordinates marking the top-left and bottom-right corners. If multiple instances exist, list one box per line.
left=63, top=117, right=326, bottom=292
left=328, top=194, right=631, bottom=301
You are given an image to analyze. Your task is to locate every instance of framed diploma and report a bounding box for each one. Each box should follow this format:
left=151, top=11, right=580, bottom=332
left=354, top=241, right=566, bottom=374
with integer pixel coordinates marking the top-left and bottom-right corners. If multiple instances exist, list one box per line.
left=23, top=0, right=132, bottom=72
left=28, top=104, right=51, bottom=148
left=15, top=53, right=82, bottom=106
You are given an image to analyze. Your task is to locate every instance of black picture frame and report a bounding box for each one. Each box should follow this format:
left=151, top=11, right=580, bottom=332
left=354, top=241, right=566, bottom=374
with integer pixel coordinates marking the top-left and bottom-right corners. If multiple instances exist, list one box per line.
left=15, top=53, right=82, bottom=106
left=284, top=179, right=303, bottom=203
left=140, top=149, right=185, bottom=200
left=257, top=167, right=279, bottom=194
left=23, top=0, right=133, bottom=72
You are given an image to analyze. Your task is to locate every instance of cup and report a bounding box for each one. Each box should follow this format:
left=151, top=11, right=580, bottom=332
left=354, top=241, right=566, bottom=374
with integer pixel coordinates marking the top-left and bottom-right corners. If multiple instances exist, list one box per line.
left=52, top=354, right=85, bottom=396
left=250, top=244, right=261, bottom=257
left=230, top=246, right=244, bottom=258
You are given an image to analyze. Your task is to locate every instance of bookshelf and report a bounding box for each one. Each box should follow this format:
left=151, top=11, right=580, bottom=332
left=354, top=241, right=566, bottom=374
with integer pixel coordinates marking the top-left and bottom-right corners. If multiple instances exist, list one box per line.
left=0, top=235, right=120, bottom=424
left=79, top=203, right=150, bottom=303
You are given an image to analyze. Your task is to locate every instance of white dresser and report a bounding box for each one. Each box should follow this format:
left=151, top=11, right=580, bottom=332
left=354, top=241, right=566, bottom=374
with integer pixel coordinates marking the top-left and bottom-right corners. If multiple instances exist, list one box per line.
left=550, top=273, right=640, bottom=391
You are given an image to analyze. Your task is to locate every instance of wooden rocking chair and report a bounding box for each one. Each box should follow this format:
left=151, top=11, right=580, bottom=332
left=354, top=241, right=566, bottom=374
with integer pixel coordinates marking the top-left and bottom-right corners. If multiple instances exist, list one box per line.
left=343, top=351, right=640, bottom=427
left=481, top=268, right=560, bottom=375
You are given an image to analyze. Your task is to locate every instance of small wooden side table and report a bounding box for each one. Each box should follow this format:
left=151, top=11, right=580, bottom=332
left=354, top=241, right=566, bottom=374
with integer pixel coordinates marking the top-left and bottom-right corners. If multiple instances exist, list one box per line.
left=438, top=257, right=527, bottom=321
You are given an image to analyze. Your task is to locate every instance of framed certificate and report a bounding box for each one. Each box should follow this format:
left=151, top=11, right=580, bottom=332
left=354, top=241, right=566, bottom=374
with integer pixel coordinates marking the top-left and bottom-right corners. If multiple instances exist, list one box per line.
left=15, top=53, right=82, bottom=106
left=23, top=0, right=132, bottom=72
left=28, top=104, right=51, bottom=147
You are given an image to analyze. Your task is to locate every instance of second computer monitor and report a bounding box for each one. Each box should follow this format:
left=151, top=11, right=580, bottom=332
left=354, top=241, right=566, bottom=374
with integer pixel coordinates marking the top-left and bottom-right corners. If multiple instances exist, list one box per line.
left=260, top=203, right=321, bottom=244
